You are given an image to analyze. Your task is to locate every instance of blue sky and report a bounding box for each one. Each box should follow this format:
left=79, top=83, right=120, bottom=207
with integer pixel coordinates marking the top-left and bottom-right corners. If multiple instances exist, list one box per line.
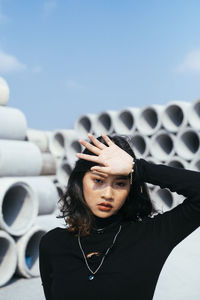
left=1, top=0, right=200, bottom=130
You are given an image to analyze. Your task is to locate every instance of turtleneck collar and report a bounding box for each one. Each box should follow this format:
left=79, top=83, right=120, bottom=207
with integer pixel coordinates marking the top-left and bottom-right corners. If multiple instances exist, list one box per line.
left=92, top=213, right=124, bottom=232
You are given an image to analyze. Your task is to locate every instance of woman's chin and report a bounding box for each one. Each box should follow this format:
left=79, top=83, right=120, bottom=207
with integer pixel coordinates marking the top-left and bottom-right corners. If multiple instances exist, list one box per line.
left=92, top=209, right=116, bottom=218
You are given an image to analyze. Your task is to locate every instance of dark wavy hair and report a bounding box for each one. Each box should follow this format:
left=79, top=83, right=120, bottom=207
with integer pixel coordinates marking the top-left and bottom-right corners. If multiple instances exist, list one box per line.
left=58, top=135, right=156, bottom=236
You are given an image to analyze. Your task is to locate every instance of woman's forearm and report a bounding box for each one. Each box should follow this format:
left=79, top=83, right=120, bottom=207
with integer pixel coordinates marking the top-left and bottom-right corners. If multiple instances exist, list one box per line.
left=135, top=158, right=200, bottom=198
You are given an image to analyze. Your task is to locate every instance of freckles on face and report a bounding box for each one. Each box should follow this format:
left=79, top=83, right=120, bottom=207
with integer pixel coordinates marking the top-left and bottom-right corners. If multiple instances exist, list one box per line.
left=82, top=171, right=131, bottom=218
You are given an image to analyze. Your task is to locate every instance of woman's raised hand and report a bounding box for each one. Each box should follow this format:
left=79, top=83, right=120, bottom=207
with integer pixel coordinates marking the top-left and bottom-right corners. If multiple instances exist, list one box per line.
left=76, top=134, right=134, bottom=176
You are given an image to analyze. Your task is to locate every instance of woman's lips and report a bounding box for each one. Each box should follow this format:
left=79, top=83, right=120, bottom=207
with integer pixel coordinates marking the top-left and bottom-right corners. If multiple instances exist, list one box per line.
left=97, top=203, right=112, bottom=211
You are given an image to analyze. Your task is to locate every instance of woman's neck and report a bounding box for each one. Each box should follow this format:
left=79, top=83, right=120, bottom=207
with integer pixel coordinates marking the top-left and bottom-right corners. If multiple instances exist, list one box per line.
left=92, top=213, right=123, bottom=233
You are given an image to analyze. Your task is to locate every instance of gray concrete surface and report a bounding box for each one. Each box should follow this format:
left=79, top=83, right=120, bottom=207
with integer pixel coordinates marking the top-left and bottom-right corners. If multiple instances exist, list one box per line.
left=0, top=277, right=44, bottom=300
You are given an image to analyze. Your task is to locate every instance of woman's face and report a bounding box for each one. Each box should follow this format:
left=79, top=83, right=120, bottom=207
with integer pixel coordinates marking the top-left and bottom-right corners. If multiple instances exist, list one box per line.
left=82, top=170, right=131, bottom=218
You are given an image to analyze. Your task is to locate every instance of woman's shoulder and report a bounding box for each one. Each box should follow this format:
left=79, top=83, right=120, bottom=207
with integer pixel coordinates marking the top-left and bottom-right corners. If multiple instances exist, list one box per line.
left=39, top=227, right=71, bottom=247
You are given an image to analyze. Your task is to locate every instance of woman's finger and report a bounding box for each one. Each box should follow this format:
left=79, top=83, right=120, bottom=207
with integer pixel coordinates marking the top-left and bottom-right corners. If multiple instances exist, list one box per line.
left=76, top=153, right=101, bottom=164
left=78, top=139, right=101, bottom=155
left=88, top=134, right=107, bottom=149
left=90, top=166, right=111, bottom=174
left=101, top=134, right=114, bottom=146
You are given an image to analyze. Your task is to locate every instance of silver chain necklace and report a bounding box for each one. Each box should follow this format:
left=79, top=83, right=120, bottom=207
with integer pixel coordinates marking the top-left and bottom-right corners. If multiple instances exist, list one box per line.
left=78, top=225, right=122, bottom=281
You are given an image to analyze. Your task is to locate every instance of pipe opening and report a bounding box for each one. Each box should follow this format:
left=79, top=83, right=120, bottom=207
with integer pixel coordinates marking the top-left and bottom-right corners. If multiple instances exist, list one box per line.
left=2, top=185, right=33, bottom=232
left=61, top=163, right=72, bottom=179
left=141, top=109, right=158, bottom=130
left=119, top=111, right=134, bottom=130
left=71, top=141, right=82, bottom=154
left=191, top=102, right=200, bottom=126
left=56, top=186, right=64, bottom=198
left=25, top=231, right=44, bottom=273
left=131, top=136, right=146, bottom=156
left=57, top=163, right=72, bottom=187
left=168, top=160, right=184, bottom=169
left=53, top=133, right=65, bottom=154
left=98, top=114, right=112, bottom=132
left=157, top=189, right=173, bottom=208
left=165, top=105, right=183, bottom=130
left=77, top=117, right=91, bottom=134
left=0, top=238, right=9, bottom=267
left=180, top=132, right=199, bottom=155
left=156, top=135, right=173, bottom=155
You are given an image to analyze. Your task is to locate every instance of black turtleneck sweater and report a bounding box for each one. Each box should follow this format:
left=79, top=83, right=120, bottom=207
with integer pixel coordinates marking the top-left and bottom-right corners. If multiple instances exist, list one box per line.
left=39, top=159, right=200, bottom=300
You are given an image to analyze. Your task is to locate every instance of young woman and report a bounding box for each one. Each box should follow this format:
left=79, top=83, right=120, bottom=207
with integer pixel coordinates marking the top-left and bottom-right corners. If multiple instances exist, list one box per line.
left=39, top=134, right=200, bottom=300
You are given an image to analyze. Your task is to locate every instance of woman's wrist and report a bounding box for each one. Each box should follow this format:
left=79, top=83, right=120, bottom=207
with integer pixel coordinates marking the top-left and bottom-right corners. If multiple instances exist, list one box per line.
left=128, top=158, right=135, bottom=175
left=128, top=159, right=135, bottom=184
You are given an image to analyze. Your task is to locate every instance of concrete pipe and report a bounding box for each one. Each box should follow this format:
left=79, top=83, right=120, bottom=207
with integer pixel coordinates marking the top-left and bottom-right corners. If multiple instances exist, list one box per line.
left=189, top=157, right=200, bottom=171
left=188, top=99, right=200, bottom=130
left=161, top=101, right=190, bottom=133
left=0, top=178, right=38, bottom=236
left=45, top=130, right=53, bottom=150
left=49, top=129, right=67, bottom=157
left=136, top=105, right=164, bottom=136
left=93, top=110, right=118, bottom=136
left=45, top=175, right=57, bottom=181
left=174, top=128, right=200, bottom=161
left=56, top=159, right=72, bottom=187
left=40, top=153, right=57, bottom=175
left=0, top=77, right=9, bottom=106
left=43, top=175, right=65, bottom=198
left=26, top=129, right=50, bottom=153
left=51, top=179, right=66, bottom=198
left=0, top=230, right=17, bottom=287
left=147, top=185, right=155, bottom=194
left=65, top=139, right=82, bottom=166
left=16, top=225, right=46, bottom=278
left=74, top=113, right=97, bottom=138
left=149, top=130, right=175, bottom=162
left=0, top=140, right=42, bottom=176
left=112, top=107, right=139, bottom=135
left=36, top=214, right=66, bottom=232
left=151, top=187, right=181, bottom=213
left=49, top=129, right=80, bottom=158
left=167, top=156, right=189, bottom=169
left=0, top=106, right=27, bottom=140
left=129, top=133, right=150, bottom=158
left=17, top=177, right=59, bottom=215
left=56, top=184, right=65, bottom=198
left=145, top=156, right=161, bottom=164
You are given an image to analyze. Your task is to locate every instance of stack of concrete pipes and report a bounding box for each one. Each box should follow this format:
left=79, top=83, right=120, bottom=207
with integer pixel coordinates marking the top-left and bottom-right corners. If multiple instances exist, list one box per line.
left=75, top=100, right=200, bottom=213
left=0, top=78, right=72, bottom=287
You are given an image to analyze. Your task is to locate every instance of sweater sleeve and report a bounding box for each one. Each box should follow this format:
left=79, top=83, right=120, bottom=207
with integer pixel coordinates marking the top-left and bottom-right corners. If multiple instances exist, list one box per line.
left=135, top=159, right=200, bottom=248
left=39, top=235, right=53, bottom=300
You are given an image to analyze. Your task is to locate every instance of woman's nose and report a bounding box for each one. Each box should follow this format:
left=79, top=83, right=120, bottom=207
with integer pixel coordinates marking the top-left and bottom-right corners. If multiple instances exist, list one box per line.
left=102, top=185, right=114, bottom=201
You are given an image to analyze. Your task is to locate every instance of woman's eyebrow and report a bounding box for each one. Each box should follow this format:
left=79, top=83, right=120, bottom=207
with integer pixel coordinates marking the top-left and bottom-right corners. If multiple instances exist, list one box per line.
left=116, top=175, right=129, bottom=180
left=91, top=171, right=107, bottom=178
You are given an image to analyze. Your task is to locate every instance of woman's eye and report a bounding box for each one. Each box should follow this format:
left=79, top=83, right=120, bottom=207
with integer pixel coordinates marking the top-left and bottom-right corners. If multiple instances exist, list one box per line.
left=116, top=182, right=126, bottom=187
left=94, top=178, right=103, bottom=184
